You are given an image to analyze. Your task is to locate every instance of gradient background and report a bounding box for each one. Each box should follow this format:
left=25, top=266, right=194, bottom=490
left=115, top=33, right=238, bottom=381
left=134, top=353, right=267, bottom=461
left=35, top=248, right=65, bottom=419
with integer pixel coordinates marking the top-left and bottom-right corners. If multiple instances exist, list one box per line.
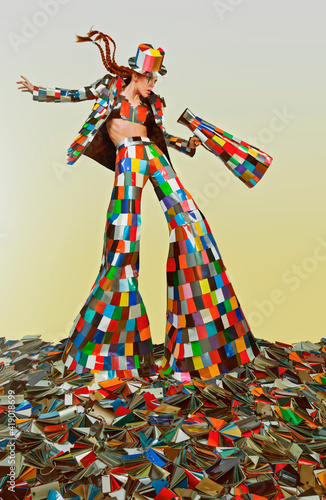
left=1, top=0, right=325, bottom=346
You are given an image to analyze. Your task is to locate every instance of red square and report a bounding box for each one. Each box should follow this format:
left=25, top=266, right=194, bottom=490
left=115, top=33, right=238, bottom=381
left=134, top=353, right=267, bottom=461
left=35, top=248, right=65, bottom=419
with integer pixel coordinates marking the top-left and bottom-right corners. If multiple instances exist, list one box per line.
left=70, top=359, right=77, bottom=371
left=137, top=314, right=149, bottom=330
left=197, top=325, right=208, bottom=339
left=240, top=350, right=250, bottom=364
left=111, top=293, right=121, bottom=306
left=221, top=272, right=230, bottom=285
left=227, top=310, right=238, bottom=327
left=202, top=293, right=213, bottom=308
left=120, top=100, right=130, bottom=119
left=183, top=267, right=195, bottom=283
left=137, top=106, right=147, bottom=123
left=209, top=350, right=221, bottom=365
left=210, top=307, right=220, bottom=320
left=167, top=257, right=176, bottom=272
left=177, top=344, right=184, bottom=359
left=76, top=316, right=85, bottom=332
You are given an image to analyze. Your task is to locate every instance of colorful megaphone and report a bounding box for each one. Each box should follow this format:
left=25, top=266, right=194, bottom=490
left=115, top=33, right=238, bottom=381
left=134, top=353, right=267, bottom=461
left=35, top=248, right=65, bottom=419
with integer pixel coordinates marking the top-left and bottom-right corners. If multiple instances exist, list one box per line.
left=177, top=108, right=273, bottom=188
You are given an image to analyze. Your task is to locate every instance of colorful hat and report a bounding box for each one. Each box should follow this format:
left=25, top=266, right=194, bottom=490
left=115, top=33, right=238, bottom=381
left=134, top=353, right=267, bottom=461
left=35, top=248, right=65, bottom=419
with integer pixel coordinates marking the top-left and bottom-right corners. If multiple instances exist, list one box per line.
left=128, top=43, right=167, bottom=76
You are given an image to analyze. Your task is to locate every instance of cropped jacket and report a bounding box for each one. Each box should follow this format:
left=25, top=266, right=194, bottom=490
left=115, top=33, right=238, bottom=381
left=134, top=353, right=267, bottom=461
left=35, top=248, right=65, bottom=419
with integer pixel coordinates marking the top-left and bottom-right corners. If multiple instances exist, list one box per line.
left=32, top=73, right=195, bottom=172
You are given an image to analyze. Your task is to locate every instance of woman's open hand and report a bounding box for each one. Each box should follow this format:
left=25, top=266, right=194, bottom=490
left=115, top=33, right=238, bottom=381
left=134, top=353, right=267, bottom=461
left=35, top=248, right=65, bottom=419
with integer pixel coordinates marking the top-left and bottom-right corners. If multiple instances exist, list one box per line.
left=17, top=75, right=34, bottom=94
left=189, top=136, right=202, bottom=148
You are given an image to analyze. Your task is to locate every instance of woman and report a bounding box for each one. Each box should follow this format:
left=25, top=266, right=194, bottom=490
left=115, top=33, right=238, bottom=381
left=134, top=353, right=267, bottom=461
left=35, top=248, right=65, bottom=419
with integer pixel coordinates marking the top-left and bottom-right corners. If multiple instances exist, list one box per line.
left=17, top=30, right=259, bottom=381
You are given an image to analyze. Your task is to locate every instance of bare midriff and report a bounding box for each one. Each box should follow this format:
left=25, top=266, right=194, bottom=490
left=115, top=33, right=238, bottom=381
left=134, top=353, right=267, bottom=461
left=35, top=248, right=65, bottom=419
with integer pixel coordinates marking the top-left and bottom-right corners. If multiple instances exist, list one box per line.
left=106, top=118, right=147, bottom=146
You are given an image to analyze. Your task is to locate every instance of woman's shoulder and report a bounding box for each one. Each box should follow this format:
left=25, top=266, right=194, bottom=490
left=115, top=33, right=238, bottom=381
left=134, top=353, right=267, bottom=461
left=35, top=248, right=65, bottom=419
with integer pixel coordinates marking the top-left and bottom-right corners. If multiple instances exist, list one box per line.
left=147, top=91, right=166, bottom=108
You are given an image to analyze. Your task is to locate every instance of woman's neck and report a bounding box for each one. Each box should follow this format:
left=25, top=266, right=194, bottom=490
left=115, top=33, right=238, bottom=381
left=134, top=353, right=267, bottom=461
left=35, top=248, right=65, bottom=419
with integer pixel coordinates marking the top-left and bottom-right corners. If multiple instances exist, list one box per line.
left=121, top=80, right=140, bottom=103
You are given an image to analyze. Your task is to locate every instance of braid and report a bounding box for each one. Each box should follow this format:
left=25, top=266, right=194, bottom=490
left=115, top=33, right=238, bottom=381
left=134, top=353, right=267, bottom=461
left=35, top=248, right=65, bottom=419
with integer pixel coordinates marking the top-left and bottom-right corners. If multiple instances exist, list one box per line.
left=76, top=28, right=133, bottom=78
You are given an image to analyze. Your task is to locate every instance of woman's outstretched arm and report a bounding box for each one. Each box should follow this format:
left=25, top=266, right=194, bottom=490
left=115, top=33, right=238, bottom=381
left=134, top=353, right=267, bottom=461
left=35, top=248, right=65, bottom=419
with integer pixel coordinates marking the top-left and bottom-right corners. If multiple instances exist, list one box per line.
left=163, top=128, right=201, bottom=157
left=17, top=74, right=105, bottom=103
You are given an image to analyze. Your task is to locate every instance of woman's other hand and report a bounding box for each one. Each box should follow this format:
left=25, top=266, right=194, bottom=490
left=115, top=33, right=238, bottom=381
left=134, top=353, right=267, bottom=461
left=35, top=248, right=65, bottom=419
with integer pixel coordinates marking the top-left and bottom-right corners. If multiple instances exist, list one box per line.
left=189, top=136, right=202, bottom=148
left=17, top=75, right=34, bottom=93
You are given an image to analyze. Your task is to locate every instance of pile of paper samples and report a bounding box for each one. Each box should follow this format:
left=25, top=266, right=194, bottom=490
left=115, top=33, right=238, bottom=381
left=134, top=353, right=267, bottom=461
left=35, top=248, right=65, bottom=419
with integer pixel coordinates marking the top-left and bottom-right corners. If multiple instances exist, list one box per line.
left=1, top=335, right=326, bottom=500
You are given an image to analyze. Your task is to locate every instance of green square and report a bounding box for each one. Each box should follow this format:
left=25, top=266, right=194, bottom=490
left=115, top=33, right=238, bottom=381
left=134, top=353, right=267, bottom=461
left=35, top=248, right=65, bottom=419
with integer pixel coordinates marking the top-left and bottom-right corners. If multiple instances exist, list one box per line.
left=106, top=266, right=118, bottom=279
left=113, top=200, right=121, bottom=214
left=210, top=291, right=218, bottom=306
left=112, top=307, right=122, bottom=321
left=229, top=156, right=239, bottom=166
left=82, top=341, right=96, bottom=355
left=224, top=300, right=232, bottom=313
left=192, top=341, right=203, bottom=356
left=160, top=155, right=170, bottom=167
left=160, top=182, right=173, bottom=196
left=140, top=302, right=146, bottom=316
left=214, top=261, right=222, bottom=274
left=173, top=273, right=179, bottom=287
left=130, top=241, right=137, bottom=253
left=224, top=328, right=233, bottom=343
left=162, top=365, right=172, bottom=375
left=134, top=355, right=140, bottom=369
left=148, top=144, right=160, bottom=157
left=128, top=278, right=138, bottom=292
left=94, top=287, right=104, bottom=300
left=79, top=352, right=88, bottom=367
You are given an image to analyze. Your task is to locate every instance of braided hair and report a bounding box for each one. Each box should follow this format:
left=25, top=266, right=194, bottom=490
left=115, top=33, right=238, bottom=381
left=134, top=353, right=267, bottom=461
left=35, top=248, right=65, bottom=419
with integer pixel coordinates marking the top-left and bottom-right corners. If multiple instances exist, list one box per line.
left=75, top=28, right=133, bottom=78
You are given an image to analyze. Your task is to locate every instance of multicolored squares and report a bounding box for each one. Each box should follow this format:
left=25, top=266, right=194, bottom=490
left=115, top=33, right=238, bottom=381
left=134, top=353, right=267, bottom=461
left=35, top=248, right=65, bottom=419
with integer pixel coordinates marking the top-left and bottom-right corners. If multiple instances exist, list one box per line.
left=63, top=137, right=259, bottom=381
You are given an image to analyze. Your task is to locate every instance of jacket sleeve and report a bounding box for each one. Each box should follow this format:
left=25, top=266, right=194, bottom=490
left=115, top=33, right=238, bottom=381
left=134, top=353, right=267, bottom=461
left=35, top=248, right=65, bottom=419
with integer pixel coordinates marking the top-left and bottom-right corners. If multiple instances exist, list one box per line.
left=163, top=128, right=196, bottom=157
left=32, top=76, right=104, bottom=103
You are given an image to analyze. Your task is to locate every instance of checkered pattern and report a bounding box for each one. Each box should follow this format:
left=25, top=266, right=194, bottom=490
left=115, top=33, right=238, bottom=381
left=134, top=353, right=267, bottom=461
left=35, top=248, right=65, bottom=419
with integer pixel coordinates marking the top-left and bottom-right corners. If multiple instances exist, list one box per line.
left=63, top=138, right=156, bottom=378
left=67, top=75, right=123, bottom=165
left=163, top=130, right=195, bottom=157
left=32, top=76, right=196, bottom=167
left=63, top=137, right=258, bottom=380
left=32, top=77, right=103, bottom=103
left=178, top=109, right=273, bottom=188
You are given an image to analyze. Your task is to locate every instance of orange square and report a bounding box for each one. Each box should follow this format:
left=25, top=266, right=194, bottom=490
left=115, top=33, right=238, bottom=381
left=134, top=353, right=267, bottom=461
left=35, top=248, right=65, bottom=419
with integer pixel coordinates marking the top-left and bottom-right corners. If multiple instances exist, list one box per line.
left=120, top=99, right=130, bottom=118
left=179, top=254, right=187, bottom=270
left=94, top=301, right=106, bottom=314
left=186, top=298, right=197, bottom=314
left=137, top=105, right=147, bottom=123
left=135, top=145, right=143, bottom=159
left=178, top=315, right=186, bottom=328
left=178, top=285, right=185, bottom=301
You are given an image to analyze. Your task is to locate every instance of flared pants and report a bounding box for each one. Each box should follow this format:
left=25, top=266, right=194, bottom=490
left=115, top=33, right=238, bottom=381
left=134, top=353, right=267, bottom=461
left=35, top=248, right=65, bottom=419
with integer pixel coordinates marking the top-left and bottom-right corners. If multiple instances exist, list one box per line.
left=62, top=137, right=259, bottom=380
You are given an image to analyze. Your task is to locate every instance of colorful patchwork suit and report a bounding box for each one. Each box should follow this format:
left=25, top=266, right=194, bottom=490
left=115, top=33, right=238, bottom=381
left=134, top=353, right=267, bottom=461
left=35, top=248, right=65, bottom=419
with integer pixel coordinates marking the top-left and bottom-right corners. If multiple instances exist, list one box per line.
left=32, top=73, right=259, bottom=381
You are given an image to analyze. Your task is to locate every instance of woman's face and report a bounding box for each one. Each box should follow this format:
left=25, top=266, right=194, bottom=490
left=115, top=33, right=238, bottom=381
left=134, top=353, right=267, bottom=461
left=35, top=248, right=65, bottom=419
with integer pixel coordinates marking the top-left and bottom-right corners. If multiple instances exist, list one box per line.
left=135, top=73, right=158, bottom=97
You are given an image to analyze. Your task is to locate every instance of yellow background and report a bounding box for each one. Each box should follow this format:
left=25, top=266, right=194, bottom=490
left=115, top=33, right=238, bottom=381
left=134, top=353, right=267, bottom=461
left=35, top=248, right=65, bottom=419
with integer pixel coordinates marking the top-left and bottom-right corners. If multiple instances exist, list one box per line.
left=1, top=0, right=325, bottom=345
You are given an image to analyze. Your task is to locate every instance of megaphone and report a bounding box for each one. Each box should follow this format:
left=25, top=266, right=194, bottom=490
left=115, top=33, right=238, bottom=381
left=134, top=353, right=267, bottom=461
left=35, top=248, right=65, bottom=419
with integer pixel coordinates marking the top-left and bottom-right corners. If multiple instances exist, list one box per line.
left=177, top=108, right=273, bottom=188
